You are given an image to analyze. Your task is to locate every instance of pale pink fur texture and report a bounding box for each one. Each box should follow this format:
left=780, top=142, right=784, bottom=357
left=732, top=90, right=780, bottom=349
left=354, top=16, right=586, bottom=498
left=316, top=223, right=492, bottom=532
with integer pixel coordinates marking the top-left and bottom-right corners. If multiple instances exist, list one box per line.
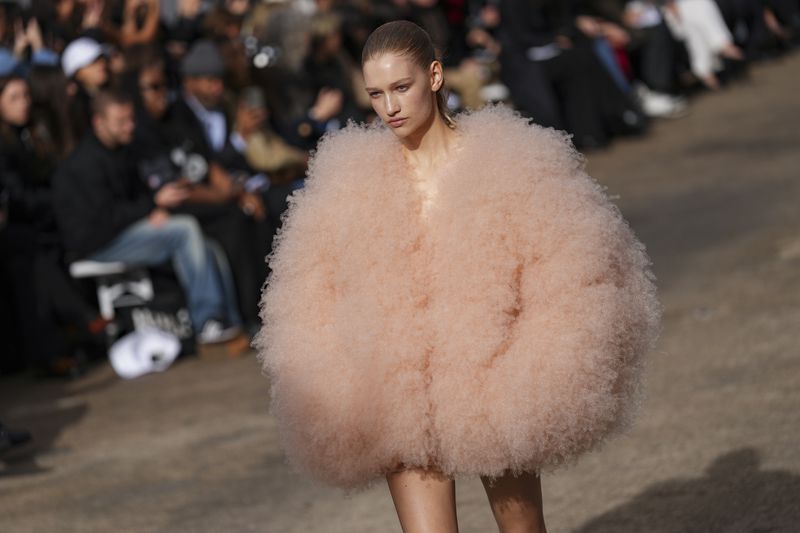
left=255, top=104, right=661, bottom=490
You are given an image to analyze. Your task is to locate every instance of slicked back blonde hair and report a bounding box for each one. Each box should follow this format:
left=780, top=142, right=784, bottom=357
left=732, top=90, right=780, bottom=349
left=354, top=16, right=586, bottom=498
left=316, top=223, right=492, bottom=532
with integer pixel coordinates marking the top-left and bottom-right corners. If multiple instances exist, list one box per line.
left=361, top=20, right=455, bottom=129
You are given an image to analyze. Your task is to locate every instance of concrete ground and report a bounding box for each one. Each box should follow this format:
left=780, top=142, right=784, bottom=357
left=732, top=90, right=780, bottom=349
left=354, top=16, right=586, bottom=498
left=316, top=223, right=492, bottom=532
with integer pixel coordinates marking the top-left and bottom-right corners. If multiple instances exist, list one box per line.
left=2, top=53, right=799, bottom=533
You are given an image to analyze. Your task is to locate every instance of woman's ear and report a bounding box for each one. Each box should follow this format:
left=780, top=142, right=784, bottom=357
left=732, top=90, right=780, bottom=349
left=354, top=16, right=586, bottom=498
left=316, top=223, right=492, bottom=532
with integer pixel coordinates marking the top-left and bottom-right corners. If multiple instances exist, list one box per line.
left=429, top=60, right=444, bottom=92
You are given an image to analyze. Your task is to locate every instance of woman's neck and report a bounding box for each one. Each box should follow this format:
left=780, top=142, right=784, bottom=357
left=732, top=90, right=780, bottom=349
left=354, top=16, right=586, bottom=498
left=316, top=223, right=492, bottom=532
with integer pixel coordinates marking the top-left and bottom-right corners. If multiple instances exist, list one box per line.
left=400, top=112, right=459, bottom=177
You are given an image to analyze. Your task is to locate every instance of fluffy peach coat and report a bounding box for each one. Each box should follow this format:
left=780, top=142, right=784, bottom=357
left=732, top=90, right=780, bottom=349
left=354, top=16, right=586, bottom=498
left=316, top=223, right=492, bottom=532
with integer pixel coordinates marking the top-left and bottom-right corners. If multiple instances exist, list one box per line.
left=255, top=104, right=661, bottom=490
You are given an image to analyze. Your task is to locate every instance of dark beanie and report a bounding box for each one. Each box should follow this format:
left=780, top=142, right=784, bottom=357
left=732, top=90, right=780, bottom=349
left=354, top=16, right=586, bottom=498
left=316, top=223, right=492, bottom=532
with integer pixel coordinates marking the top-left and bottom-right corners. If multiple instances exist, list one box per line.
left=181, top=40, right=225, bottom=78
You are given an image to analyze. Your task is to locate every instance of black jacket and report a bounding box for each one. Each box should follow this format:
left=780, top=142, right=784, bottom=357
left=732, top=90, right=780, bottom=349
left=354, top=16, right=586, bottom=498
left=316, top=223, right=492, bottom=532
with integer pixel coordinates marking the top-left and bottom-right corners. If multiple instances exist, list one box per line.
left=0, top=126, right=59, bottom=238
left=499, top=0, right=577, bottom=52
left=52, top=133, right=154, bottom=259
left=162, top=96, right=252, bottom=177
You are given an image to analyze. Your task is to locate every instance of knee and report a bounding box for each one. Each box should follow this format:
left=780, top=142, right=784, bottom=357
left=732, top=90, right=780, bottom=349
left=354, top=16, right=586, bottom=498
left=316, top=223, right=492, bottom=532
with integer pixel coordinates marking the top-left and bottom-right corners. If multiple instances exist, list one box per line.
left=166, top=215, right=202, bottom=237
left=157, top=216, right=205, bottom=250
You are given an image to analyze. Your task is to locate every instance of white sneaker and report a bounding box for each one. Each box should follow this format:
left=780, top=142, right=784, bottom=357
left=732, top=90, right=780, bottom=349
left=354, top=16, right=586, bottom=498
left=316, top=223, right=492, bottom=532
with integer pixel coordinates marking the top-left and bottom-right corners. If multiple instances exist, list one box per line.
left=198, top=319, right=241, bottom=344
left=635, top=84, right=689, bottom=119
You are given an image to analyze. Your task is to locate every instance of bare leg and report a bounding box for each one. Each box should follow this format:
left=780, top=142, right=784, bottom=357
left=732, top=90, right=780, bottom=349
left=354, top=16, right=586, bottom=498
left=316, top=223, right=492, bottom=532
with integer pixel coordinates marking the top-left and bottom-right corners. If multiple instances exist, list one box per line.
left=387, top=468, right=459, bottom=533
left=719, top=43, right=744, bottom=61
left=700, top=73, right=721, bottom=91
left=481, top=471, right=547, bottom=533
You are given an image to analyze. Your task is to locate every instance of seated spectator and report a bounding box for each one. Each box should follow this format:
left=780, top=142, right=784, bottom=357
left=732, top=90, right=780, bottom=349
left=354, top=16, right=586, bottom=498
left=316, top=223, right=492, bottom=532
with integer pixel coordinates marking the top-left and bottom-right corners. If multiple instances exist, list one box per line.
left=716, top=0, right=799, bottom=57
left=203, top=0, right=254, bottom=91
left=231, top=85, right=307, bottom=233
left=622, top=1, right=689, bottom=108
left=662, top=0, right=744, bottom=90
left=576, top=0, right=688, bottom=118
left=0, top=13, right=60, bottom=75
left=498, top=0, right=647, bottom=149
left=30, top=0, right=105, bottom=52
left=234, top=87, right=308, bottom=185
left=127, top=44, right=273, bottom=330
left=61, top=37, right=111, bottom=140
left=27, top=65, right=77, bottom=159
left=0, top=73, right=105, bottom=376
left=761, top=0, right=800, bottom=46
left=113, top=0, right=162, bottom=50
left=165, top=0, right=208, bottom=61
left=301, top=13, right=367, bottom=126
left=52, top=89, right=243, bottom=344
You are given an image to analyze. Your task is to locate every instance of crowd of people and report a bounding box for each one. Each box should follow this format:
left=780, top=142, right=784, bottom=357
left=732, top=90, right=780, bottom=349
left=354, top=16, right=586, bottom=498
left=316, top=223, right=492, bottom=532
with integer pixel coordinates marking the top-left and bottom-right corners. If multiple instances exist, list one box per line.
left=0, top=0, right=797, bottom=378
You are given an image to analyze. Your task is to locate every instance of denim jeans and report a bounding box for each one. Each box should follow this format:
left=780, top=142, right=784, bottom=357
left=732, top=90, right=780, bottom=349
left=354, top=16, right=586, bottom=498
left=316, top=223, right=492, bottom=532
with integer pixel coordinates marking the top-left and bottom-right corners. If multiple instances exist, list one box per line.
left=88, top=215, right=230, bottom=330
left=593, top=37, right=631, bottom=94
left=206, top=238, right=243, bottom=328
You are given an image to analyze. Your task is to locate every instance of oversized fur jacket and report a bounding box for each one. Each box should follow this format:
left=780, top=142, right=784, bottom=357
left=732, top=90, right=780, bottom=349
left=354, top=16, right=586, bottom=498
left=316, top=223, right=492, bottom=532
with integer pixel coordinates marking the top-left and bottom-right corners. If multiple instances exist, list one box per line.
left=255, top=104, right=661, bottom=489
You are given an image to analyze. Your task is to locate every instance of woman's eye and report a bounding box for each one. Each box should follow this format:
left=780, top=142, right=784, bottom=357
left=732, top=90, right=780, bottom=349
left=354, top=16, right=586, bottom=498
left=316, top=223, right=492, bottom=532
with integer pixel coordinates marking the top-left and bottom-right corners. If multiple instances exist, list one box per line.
left=396, top=85, right=408, bottom=92
left=368, top=92, right=380, bottom=99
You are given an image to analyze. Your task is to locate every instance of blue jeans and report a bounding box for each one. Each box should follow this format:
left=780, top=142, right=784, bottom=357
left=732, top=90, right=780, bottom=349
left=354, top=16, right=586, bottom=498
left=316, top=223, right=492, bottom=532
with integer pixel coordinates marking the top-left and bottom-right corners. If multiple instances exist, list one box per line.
left=206, top=239, right=243, bottom=328
left=593, top=38, right=631, bottom=94
left=88, top=215, right=230, bottom=330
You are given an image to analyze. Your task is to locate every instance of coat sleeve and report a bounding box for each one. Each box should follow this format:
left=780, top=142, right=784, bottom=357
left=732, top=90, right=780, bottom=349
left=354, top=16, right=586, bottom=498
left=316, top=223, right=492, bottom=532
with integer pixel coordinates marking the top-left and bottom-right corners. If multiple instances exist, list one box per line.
left=505, top=127, right=662, bottom=441
left=254, top=127, right=354, bottom=386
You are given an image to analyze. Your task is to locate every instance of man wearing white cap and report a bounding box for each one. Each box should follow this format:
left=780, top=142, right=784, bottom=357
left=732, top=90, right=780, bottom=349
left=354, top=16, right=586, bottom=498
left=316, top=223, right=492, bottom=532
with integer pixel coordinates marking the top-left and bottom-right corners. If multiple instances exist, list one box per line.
left=61, top=37, right=110, bottom=140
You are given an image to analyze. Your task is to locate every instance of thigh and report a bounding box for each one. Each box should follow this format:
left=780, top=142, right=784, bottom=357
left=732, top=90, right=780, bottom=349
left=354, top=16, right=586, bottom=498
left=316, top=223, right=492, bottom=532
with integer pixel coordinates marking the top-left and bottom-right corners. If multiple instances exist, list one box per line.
left=387, top=468, right=458, bottom=533
left=88, top=217, right=194, bottom=265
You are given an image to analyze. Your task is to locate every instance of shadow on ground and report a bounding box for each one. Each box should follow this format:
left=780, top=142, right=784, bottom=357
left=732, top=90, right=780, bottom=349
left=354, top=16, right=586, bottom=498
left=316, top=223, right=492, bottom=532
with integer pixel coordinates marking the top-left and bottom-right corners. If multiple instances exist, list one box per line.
left=0, top=377, right=90, bottom=478
left=576, top=448, right=800, bottom=533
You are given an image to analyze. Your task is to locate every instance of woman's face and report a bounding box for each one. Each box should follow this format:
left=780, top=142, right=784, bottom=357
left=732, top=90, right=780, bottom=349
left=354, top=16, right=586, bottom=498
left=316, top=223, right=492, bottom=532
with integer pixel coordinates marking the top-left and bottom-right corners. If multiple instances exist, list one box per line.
left=139, top=65, right=169, bottom=120
left=362, top=52, right=443, bottom=139
left=0, top=79, right=31, bottom=127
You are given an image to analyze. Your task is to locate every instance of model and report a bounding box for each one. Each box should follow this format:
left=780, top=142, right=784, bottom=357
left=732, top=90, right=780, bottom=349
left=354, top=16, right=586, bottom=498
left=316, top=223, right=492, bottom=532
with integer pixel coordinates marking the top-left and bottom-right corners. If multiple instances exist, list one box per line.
left=255, top=20, right=661, bottom=533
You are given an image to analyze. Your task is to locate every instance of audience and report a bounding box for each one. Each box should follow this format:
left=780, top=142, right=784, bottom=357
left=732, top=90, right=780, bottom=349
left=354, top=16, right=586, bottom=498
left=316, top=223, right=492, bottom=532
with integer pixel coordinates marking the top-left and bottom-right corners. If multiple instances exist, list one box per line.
left=52, top=90, right=244, bottom=345
left=159, top=40, right=274, bottom=328
left=663, top=0, right=745, bottom=90
left=0, top=0, right=797, bottom=376
left=0, top=73, right=104, bottom=376
left=61, top=37, right=111, bottom=138
left=498, top=0, right=647, bottom=149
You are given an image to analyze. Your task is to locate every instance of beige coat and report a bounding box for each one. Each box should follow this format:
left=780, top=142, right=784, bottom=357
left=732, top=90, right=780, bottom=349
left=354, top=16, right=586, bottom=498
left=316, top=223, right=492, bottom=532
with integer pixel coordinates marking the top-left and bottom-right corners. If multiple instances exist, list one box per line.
left=256, top=104, right=661, bottom=489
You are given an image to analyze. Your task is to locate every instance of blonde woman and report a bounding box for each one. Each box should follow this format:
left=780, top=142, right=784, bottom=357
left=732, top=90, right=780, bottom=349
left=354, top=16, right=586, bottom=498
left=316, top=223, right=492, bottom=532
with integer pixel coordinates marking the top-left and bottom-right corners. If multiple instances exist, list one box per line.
left=256, top=20, right=661, bottom=533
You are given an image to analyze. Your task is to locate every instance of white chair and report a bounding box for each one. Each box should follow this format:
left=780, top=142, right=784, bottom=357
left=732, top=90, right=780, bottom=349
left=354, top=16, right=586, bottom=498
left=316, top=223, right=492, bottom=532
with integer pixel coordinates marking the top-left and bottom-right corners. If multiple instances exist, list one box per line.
left=68, top=261, right=154, bottom=320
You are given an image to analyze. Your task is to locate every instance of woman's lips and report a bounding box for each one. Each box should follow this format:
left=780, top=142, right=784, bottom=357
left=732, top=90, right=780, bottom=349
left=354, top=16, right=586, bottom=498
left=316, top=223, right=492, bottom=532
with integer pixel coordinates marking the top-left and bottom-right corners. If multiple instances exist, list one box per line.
left=388, top=117, right=408, bottom=128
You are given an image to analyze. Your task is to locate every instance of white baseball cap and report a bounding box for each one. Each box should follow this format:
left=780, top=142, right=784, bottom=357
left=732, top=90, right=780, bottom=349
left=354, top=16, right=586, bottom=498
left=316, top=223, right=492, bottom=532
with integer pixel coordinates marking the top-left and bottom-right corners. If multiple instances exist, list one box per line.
left=61, top=37, right=107, bottom=78
left=109, top=329, right=181, bottom=380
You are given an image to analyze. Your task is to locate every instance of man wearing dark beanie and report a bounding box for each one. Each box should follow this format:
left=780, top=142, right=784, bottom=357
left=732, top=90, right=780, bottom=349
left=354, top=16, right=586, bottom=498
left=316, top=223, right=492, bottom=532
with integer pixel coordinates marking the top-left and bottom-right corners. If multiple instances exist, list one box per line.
left=151, top=39, right=272, bottom=332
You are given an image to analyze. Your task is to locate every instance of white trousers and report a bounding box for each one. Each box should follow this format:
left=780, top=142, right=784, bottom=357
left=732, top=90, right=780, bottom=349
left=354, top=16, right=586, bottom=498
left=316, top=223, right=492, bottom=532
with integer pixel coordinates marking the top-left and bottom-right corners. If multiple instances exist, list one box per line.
left=666, top=0, right=734, bottom=77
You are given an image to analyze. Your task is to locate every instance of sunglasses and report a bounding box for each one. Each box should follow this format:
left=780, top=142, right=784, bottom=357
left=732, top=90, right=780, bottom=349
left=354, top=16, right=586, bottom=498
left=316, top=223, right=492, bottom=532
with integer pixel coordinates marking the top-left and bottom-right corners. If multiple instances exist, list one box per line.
left=140, top=82, right=167, bottom=93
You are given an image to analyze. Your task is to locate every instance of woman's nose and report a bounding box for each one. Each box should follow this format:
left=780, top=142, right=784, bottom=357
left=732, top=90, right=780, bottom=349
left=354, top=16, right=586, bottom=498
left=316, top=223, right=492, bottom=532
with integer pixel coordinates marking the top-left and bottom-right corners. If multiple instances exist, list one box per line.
left=384, top=94, right=399, bottom=115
